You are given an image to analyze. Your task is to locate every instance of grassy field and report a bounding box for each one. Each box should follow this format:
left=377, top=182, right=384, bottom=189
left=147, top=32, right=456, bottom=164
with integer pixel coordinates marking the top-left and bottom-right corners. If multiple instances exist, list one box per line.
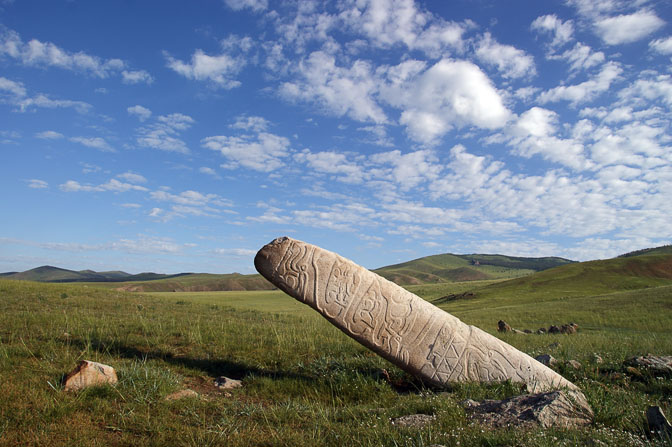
left=1, top=278, right=671, bottom=446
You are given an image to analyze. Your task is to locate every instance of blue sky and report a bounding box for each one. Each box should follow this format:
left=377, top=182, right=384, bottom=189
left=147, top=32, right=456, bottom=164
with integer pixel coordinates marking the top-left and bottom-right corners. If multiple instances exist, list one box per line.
left=1, top=0, right=671, bottom=274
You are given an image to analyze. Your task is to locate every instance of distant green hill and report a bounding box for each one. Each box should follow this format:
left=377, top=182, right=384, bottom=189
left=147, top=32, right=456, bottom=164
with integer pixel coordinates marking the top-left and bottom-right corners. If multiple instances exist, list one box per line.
left=0, top=266, right=188, bottom=283
left=617, top=245, right=672, bottom=258
left=109, top=273, right=275, bottom=292
left=438, top=250, right=672, bottom=306
left=372, top=253, right=573, bottom=285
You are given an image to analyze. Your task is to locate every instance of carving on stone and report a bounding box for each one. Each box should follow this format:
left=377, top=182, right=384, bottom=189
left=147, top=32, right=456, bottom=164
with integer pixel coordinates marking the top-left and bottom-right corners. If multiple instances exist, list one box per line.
left=255, top=236, right=578, bottom=393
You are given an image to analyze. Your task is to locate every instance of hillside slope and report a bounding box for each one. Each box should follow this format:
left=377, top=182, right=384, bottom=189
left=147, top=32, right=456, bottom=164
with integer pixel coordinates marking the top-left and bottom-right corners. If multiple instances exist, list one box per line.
left=110, top=273, right=275, bottom=292
left=373, top=253, right=573, bottom=285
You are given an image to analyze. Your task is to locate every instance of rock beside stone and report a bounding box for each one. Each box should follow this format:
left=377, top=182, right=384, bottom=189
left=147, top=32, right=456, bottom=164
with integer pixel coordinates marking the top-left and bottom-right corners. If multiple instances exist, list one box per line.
left=625, top=355, right=672, bottom=375
left=63, top=360, right=118, bottom=391
left=567, top=360, right=582, bottom=370
left=497, top=320, right=513, bottom=332
left=390, top=414, right=436, bottom=428
left=214, top=376, right=242, bottom=390
left=462, top=390, right=593, bottom=429
left=165, top=389, right=199, bottom=401
left=646, top=406, right=672, bottom=437
left=535, top=354, right=558, bottom=367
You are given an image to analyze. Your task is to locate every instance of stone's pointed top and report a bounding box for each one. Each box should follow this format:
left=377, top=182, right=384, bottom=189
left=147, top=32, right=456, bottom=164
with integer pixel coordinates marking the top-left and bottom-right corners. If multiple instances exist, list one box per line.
left=254, top=236, right=293, bottom=279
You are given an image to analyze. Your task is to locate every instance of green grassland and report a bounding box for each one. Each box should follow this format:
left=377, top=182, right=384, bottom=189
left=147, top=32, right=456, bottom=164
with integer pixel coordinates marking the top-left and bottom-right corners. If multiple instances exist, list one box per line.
left=1, top=252, right=671, bottom=446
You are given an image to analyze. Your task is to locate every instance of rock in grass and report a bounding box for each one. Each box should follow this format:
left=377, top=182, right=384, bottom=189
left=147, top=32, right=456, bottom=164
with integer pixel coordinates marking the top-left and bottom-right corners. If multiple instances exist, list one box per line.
left=214, top=376, right=242, bottom=390
left=646, top=406, right=672, bottom=436
left=63, top=360, right=117, bottom=391
left=567, top=360, right=582, bottom=370
left=625, top=355, right=672, bottom=375
left=390, top=414, right=436, bottom=428
left=535, top=354, right=557, bottom=367
left=165, top=389, right=199, bottom=401
left=462, top=390, right=593, bottom=429
left=497, top=320, right=512, bottom=332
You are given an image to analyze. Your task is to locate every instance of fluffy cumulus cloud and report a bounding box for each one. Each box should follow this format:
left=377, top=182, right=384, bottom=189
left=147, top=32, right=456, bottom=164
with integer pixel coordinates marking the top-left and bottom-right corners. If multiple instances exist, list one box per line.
left=69, top=136, right=114, bottom=152
left=280, top=51, right=387, bottom=124
left=223, top=0, right=267, bottom=12
left=474, top=33, right=536, bottom=79
left=294, top=149, right=366, bottom=184
left=594, top=10, right=665, bottom=45
left=202, top=132, right=291, bottom=172
left=649, top=37, right=672, bottom=55
left=538, top=61, right=622, bottom=105
left=0, top=77, right=91, bottom=113
left=530, top=14, right=574, bottom=49
left=59, top=179, right=148, bottom=193
left=127, top=105, right=152, bottom=121
left=386, top=59, right=511, bottom=144
left=165, top=49, right=244, bottom=89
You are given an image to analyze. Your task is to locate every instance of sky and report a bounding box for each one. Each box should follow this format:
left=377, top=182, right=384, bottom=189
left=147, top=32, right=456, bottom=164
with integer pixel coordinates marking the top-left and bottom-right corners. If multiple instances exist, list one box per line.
left=1, top=0, right=671, bottom=274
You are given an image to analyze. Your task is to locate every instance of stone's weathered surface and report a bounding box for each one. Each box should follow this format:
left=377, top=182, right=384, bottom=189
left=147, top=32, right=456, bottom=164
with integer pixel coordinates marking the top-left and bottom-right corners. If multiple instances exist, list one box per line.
left=461, top=390, right=593, bottom=428
left=214, top=376, right=242, bottom=390
left=646, top=406, right=672, bottom=436
left=390, top=414, right=436, bottom=428
left=255, top=237, right=578, bottom=393
left=165, top=389, right=199, bottom=401
left=625, top=355, right=672, bottom=375
left=63, top=360, right=117, bottom=391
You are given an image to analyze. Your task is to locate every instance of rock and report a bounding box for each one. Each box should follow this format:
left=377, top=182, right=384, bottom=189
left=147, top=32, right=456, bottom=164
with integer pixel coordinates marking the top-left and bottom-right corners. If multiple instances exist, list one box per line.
left=390, top=414, right=436, bottom=428
left=214, top=376, right=242, bottom=390
left=523, top=329, right=532, bottom=334
left=497, top=320, right=512, bottom=332
left=164, top=389, right=199, bottom=401
left=548, top=325, right=561, bottom=334
left=462, top=390, right=593, bottom=429
left=255, top=237, right=577, bottom=393
left=560, top=324, right=577, bottom=334
left=535, top=354, right=558, bottom=367
left=592, top=353, right=603, bottom=364
left=536, top=328, right=547, bottom=334
left=567, top=360, right=582, bottom=370
left=646, top=406, right=672, bottom=436
left=625, top=355, right=672, bottom=375
left=63, top=360, right=118, bottom=391
left=625, top=366, right=644, bottom=378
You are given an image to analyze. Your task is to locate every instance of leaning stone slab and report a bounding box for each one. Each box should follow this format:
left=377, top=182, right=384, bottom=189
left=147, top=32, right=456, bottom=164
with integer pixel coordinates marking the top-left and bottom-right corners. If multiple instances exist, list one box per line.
left=461, top=389, right=593, bottom=428
left=63, top=360, right=118, bottom=391
left=255, top=237, right=578, bottom=393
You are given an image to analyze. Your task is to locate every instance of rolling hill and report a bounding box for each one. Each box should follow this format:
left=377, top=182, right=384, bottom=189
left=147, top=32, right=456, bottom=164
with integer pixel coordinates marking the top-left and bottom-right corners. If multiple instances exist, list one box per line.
left=0, top=266, right=191, bottom=283
left=372, top=253, right=573, bottom=285
left=435, top=246, right=672, bottom=306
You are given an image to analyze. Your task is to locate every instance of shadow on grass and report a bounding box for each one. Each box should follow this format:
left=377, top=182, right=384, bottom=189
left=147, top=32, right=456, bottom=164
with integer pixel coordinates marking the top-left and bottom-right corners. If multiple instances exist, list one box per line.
left=63, top=336, right=313, bottom=383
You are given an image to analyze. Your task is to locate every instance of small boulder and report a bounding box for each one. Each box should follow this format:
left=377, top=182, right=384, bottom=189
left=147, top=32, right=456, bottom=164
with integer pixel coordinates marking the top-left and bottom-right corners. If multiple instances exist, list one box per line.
left=592, top=353, right=603, bottom=364
left=497, top=320, right=512, bottom=333
left=535, top=354, right=558, bottom=367
left=567, top=360, right=582, bottom=370
left=646, top=406, right=672, bottom=437
left=548, top=325, right=561, bottom=334
left=625, top=355, right=672, bottom=375
left=536, top=328, right=547, bottom=334
left=165, top=389, right=199, bottom=401
left=63, top=360, right=118, bottom=391
left=560, top=324, right=577, bottom=335
left=461, top=390, right=593, bottom=429
left=390, top=414, right=436, bottom=428
left=214, top=376, right=242, bottom=390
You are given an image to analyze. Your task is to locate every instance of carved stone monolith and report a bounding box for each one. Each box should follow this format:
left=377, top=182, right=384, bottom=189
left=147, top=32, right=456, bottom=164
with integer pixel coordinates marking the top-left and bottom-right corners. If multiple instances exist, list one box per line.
left=255, top=237, right=578, bottom=393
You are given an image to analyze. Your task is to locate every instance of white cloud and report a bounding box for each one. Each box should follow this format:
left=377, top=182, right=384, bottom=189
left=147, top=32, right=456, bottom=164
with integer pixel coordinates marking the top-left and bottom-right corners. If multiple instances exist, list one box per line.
left=595, top=10, right=665, bottom=45
left=69, top=136, right=114, bottom=152
left=475, top=33, right=536, bottom=79
left=117, top=172, right=147, bottom=184
left=0, top=28, right=150, bottom=81
left=121, top=70, right=154, bottom=84
left=199, top=167, right=219, bottom=177
left=295, top=149, right=365, bottom=184
left=538, top=61, right=622, bottom=105
left=229, top=115, right=270, bottom=132
left=649, top=37, right=672, bottom=55
left=149, top=208, right=163, bottom=217
left=27, top=179, right=48, bottom=189
left=59, top=179, right=148, bottom=193
left=384, top=59, right=511, bottom=144
left=213, top=248, right=257, bottom=257
left=223, top=0, right=267, bottom=12
left=369, top=150, right=441, bottom=190
left=203, top=132, right=290, bottom=172
left=165, top=49, right=243, bottom=88
left=149, top=189, right=234, bottom=220
left=530, top=14, right=574, bottom=48
left=0, top=76, right=26, bottom=97
left=279, top=51, right=387, bottom=124
left=618, top=74, right=672, bottom=107
left=555, top=43, right=605, bottom=73
left=127, top=105, right=152, bottom=121
left=35, top=130, right=64, bottom=139
left=136, top=113, right=194, bottom=154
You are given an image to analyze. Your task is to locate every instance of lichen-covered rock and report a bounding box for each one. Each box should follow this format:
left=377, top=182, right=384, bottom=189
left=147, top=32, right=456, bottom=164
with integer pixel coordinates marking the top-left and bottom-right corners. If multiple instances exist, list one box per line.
left=535, top=354, right=557, bottom=367
left=625, top=355, right=672, bottom=375
left=63, top=360, right=117, bottom=391
left=214, top=376, right=242, bottom=390
left=164, top=389, right=199, bottom=401
left=462, top=390, right=593, bottom=429
left=390, top=414, right=436, bottom=428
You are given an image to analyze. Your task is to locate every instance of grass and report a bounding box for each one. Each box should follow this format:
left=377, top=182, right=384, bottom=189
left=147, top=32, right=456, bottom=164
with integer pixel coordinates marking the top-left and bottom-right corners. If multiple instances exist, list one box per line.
left=1, top=278, right=671, bottom=446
